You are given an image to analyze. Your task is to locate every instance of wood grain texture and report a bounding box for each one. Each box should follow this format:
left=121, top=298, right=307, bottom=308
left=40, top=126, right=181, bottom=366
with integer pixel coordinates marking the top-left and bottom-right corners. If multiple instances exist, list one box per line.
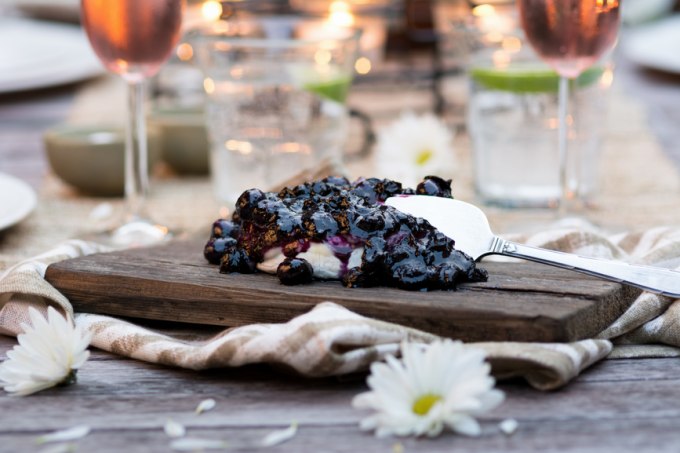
left=44, top=239, right=640, bottom=342
left=2, top=336, right=680, bottom=453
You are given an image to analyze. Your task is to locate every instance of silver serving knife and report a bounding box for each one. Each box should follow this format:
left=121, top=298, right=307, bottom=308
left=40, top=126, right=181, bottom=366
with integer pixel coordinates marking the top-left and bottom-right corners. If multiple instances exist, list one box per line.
left=385, top=195, right=680, bottom=297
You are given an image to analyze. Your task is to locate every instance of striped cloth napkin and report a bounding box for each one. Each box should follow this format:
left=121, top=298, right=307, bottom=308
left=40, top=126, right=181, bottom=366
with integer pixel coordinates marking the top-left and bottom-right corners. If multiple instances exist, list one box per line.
left=2, top=226, right=680, bottom=391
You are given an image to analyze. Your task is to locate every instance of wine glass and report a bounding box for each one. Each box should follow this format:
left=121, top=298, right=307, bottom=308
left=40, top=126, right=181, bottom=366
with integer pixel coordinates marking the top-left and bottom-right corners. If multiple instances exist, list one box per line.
left=81, top=0, right=184, bottom=246
left=516, top=0, right=621, bottom=218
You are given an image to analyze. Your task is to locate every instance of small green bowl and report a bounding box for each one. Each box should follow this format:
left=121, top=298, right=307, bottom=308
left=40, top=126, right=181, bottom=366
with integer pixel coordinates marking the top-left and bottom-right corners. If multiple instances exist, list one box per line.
left=44, top=124, right=161, bottom=197
left=148, top=108, right=209, bottom=175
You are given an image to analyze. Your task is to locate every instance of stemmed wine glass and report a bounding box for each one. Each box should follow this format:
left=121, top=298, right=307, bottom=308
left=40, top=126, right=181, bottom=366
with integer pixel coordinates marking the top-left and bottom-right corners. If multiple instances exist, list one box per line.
left=81, top=0, right=184, bottom=246
left=516, top=0, right=621, bottom=218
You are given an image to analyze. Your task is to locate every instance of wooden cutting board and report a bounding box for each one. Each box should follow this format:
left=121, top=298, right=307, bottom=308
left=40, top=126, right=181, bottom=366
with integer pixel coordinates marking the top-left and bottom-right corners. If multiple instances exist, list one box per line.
left=44, top=239, right=640, bottom=342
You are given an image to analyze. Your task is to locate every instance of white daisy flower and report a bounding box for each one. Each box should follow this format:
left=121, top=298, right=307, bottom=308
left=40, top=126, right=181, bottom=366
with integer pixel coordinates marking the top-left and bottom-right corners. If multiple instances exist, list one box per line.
left=352, top=339, right=504, bottom=438
left=0, top=306, right=92, bottom=396
left=374, top=111, right=456, bottom=189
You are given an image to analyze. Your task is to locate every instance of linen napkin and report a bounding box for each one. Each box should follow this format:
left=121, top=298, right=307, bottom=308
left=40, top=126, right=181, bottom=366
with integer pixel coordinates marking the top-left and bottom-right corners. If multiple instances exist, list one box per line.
left=3, top=226, right=680, bottom=391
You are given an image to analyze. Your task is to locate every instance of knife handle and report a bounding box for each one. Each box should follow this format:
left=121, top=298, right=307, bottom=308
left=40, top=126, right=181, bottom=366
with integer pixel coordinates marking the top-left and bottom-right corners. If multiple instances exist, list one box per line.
left=494, top=238, right=680, bottom=298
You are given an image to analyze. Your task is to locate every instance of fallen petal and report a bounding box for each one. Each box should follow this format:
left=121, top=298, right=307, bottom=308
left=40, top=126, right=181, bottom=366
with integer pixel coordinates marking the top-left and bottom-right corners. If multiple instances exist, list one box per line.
left=170, top=437, right=228, bottom=451
left=195, top=398, right=216, bottom=414
left=36, top=426, right=91, bottom=444
left=261, top=421, right=298, bottom=447
left=499, top=418, right=519, bottom=435
left=164, top=419, right=187, bottom=438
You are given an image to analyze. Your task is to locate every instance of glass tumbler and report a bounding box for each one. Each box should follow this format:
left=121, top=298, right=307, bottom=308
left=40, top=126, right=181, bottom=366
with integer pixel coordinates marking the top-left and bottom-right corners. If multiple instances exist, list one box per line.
left=467, top=33, right=614, bottom=208
left=191, top=17, right=361, bottom=205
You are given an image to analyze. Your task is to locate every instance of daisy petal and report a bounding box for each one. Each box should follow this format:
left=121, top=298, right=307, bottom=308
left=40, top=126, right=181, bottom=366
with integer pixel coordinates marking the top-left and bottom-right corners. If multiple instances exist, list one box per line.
left=194, top=398, right=216, bottom=414
left=36, top=425, right=91, bottom=444
left=170, top=437, right=228, bottom=451
left=448, top=414, right=481, bottom=437
left=499, top=418, right=519, bottom=435
left=164, top=419, right=186, bottom=438
left=261, top=421, right=298, bottom=447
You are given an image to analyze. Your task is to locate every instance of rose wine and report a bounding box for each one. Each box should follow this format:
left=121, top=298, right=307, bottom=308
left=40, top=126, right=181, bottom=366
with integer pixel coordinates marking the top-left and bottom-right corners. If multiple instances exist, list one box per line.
left=517, top=0, right=620, bottom=78
left=81, top=0, right=184, bottom=81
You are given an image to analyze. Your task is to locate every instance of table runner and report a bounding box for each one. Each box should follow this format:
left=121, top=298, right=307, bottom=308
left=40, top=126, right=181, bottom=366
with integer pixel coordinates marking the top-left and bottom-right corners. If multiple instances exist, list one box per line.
left=1, top=77, right=680, bottom=391
left=2, top=225, right=680, bottom=391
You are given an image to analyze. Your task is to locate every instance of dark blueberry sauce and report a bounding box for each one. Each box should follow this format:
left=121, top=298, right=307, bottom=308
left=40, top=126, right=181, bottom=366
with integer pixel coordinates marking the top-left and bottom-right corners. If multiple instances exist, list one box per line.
left=203, top=176, right=487, bottom=290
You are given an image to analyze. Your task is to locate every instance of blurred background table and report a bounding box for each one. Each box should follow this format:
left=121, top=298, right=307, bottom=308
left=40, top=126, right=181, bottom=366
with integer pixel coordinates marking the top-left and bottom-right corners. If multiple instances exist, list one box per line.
left=2, top=1, right=680, bottom=452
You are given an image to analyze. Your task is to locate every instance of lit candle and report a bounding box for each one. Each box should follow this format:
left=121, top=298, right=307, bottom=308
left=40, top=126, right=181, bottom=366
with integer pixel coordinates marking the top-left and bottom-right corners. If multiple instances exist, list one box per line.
left=183, top=0, right=223, bottom=31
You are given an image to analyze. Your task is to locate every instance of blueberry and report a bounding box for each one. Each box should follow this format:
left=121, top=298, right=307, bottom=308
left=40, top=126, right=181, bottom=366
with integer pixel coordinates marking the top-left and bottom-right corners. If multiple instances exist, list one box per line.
left=212, top=219, right=240, bottom=239
left=204, top=237, right=237, bottom=264
left=278, top=186, right=297, bottom=199
left=293, top=183, right=311, bottom=197
left=311, top=211, right=339, bottom=237
left=282, top=239, right=310, bottom=257
left=342, top=267, right=369, bottom=288
left=416, top=176, right=453, bottom=198
left=351, top=178, right=381, bottom=204
left=392, top=260, right=429, bottom=290
left=361, top=237, right=387, bottom=275
left=324, top=175, right=350, bottom=187
left=435, top=263, right=464, bottom=289
left=274, top=211, right=301, bottom=238
left=353, top=212, right=385, bottom=234
left=277, top=257, right=314, bottom=285
left=381, top=179, right=403, bottom=198
left=220, top=249, right=256, bottom=274
left=235, top=188, right=266, bottom=221
left=311, top=180, right=332, bottom=196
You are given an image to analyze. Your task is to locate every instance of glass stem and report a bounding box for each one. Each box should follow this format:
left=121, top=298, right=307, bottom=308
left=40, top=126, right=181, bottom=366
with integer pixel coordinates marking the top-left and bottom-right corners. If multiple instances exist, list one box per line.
left=557, top=75, right=570, bottom=216
left=125, top=79, right=148, bottom=220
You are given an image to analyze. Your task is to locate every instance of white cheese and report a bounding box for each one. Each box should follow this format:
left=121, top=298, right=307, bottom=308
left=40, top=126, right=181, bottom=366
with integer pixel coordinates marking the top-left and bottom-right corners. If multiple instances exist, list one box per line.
left=257, top=243, right=364, bottom=279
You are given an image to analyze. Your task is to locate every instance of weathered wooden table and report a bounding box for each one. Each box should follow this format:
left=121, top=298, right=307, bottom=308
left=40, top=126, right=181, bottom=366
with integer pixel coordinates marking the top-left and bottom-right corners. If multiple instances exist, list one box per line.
left=2, top=334, right=679, bottom=453
left=2, top=24, right=680, bottom=452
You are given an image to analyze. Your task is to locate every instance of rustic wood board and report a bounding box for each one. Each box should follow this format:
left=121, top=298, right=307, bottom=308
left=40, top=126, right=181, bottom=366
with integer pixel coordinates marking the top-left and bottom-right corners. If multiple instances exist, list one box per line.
left=44, top=239, right=640, bottom=342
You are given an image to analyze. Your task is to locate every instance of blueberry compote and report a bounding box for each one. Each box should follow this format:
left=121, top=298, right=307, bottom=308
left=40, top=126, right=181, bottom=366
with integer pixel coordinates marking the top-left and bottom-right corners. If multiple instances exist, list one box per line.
left=203, top=176, right=487, bottom=290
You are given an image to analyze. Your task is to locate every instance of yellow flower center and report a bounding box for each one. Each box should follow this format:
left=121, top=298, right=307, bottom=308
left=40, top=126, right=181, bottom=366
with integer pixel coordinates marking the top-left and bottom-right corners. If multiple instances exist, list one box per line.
left=412, top=393, right=442, bottom=416
left=415, top=149, right=433, bottom=166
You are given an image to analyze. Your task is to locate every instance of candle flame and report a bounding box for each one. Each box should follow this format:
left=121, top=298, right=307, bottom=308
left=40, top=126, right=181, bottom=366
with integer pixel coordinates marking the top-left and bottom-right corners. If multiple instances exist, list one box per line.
left=502, top=36, right=522, bottom=53
left=225, top=140, right=253, bottom=155
left=328, top=1, right=354, bottom=27
left=472, top=4, right=495, bottom=17
left=355, top=57, right=371, bottom=74
left=596, top=0, right=619, bottom=12
left=201, top=1, right=223, bottom=22
left=600, top=67, right=614, bottom=88
left=176, top=43, right=193, bottom=61
left=203, top=77, right=215, bottom=94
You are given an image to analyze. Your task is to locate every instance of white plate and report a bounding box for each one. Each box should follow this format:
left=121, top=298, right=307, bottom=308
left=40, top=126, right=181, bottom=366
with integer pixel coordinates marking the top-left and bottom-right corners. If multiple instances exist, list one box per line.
left=10, top=0, right=80, bottom=22
left=0, top=174, right=37, bottom=231
left=622, top=0, right=675, bottom=25
left=623, top=15, right=680, bottom=74
left=0, top=17, right=104, bottom=93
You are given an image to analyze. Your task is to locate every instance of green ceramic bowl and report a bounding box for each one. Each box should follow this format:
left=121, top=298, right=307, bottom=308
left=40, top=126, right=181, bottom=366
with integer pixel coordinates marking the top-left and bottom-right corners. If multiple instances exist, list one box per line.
left=148, top=108, right=210, bottom=175
left=44, top=124, right=161, bottom=197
